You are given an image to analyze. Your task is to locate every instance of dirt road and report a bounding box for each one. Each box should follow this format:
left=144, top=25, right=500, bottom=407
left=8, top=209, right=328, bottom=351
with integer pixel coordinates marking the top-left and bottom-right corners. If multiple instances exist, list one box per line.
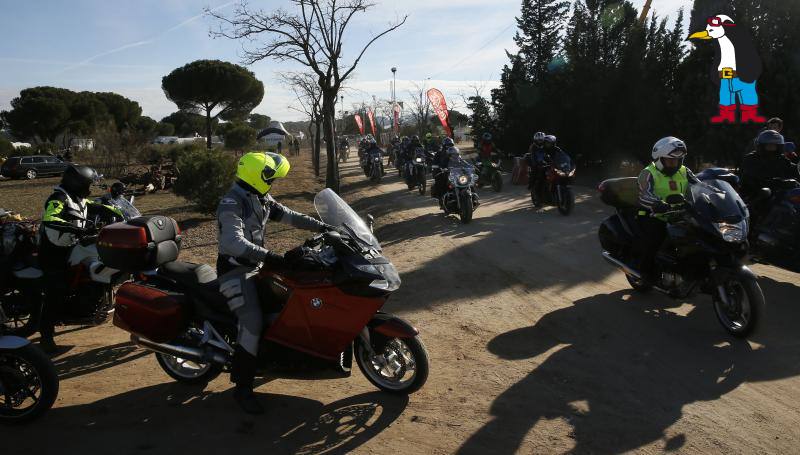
left=5, top=154, right=800, bottom=454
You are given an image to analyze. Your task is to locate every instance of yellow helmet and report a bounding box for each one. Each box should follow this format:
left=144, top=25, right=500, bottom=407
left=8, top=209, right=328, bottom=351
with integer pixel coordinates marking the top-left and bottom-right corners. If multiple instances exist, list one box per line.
left=425, top=132, right=433, bottom=140
left=236, top=152, right=290, bottom=195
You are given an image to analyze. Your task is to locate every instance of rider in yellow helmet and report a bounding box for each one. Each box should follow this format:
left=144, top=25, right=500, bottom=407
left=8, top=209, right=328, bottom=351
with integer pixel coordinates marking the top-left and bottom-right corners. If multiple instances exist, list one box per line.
left=216, top=151, right=331, bottom=414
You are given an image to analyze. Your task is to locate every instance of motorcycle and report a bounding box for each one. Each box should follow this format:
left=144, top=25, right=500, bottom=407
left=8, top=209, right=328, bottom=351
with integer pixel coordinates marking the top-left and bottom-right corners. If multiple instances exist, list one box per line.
left=404, top=148, right=428, bottom=195
left=105, top=189, right=429, bottom=395
left=597, top=176, right=764, bottom=337
left=474, top=157, right=503, bottom=193
left=531, top=154, right=576, bottom=215
left=0, top=312, right=59, bottom=423
left=0, top=201, right=134, bottom=337
left=441, top=162, right=480, bottom=224
left=338, top=144, right=350, bottom=163
left=363, top=149, right=384, bottom=183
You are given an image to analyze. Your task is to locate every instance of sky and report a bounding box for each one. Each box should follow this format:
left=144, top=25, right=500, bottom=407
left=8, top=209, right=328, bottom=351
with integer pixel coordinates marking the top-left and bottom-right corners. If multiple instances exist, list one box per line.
left=0, top=0, right=690, bottom=124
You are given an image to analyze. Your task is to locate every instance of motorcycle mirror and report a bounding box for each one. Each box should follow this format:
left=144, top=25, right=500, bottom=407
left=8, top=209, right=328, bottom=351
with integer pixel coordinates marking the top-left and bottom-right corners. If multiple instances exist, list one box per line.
left=366, top=214, right=375, bottom=232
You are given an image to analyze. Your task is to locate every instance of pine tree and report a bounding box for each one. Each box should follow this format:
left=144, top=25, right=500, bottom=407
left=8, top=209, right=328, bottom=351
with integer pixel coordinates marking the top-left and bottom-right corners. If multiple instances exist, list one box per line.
left=514, top=0, right=571, bottom=83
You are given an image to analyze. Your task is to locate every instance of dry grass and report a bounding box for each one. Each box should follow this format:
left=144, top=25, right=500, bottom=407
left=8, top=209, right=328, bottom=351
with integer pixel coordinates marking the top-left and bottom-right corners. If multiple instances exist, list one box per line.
left=0, top=149, right=326, bottom=266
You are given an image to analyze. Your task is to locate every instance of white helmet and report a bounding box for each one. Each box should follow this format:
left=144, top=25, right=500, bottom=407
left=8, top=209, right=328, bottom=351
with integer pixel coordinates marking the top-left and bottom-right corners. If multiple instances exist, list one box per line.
left=652, top=136, right=687, bottom=174
left=544, top=135, right=557, bottom=145
left=533, top=131, right=546, bottom=143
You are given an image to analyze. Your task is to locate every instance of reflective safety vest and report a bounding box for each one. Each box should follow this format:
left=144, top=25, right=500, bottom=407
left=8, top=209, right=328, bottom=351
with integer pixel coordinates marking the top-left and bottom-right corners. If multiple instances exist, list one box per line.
left=640, top=164, right=689, bottom=220
left=42, top=186, right=88, bottom=247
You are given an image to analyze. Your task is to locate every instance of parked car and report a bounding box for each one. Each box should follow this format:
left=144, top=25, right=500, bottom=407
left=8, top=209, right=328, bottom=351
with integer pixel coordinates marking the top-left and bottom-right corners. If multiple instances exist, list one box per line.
left=0, top=155, right=69, bottom=180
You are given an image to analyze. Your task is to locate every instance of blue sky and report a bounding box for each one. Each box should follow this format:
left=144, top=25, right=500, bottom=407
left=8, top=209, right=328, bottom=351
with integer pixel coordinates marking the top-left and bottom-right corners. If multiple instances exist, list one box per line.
left=0, top=0, right=689, bottom=123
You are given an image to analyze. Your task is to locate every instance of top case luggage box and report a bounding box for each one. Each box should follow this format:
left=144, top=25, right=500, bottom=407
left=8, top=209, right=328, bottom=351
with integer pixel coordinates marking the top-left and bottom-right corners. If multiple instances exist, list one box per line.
left=598, top=177, right=640, bottom=210
left=97, top=216, right=181, bottom=271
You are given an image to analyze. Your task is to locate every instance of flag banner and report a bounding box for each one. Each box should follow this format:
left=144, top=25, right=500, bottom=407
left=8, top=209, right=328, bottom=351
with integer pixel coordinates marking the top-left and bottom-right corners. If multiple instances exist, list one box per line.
left=367, top=108, right=377, bottom=136
left=393, top=103, right=401, bottom=133
left=354, top=114, right=364, bottom=135
left=426, top=88, right=451, bottom=137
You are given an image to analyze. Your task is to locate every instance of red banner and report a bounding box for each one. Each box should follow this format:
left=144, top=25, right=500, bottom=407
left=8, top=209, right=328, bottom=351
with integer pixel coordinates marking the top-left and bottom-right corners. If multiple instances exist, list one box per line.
left=367, top=108, right=377, bottom=136
left=393, top=103, right=401, bottom=133
left=426, top=88, right=451, bottom=137
left=354, top=114, right=364, bottom=135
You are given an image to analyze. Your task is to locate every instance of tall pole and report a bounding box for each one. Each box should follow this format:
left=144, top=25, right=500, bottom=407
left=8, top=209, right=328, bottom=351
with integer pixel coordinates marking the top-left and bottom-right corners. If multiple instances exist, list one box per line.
left=638, top=0, right=653, bottom=25
left=339, top=95, right=344, bottom=135
left=391, top=67, right=397, bottom=134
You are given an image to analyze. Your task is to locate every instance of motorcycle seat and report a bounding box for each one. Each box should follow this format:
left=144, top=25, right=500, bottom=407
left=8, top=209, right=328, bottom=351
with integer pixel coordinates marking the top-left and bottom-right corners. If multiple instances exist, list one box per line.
left=158, top=261, right=229, bottom=312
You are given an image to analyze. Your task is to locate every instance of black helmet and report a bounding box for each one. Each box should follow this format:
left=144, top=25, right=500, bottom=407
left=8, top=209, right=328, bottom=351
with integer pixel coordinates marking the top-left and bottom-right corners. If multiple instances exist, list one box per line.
left=411, top=135, right=419, bottom=142
left=756, top=129, right=785, bottom=155
left=61, top=165, right=97, bottom=199
left=110, top=182, right=126, bottom=199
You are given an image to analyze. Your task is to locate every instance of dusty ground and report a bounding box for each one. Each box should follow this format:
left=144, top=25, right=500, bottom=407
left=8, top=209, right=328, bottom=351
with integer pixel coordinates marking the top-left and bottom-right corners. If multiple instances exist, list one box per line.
left=2, top=149, right=800, bottom=454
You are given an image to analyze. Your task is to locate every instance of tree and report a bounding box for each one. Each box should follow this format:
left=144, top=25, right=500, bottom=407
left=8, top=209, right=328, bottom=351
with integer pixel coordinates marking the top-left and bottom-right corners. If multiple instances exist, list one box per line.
left=248, top=113, right=271, bottom=131
left=209, top=0, right=407, bottom=192
left=514, top=0, right=570, bottom=83
left=162, top=60, right=264, bottom=149
left=0, top=136, right=15, bottom=158
left=3, top=87, right=76, bottom=143
left=173, top=147, right=238, bottom=214
left=132, top=116, right=158, bottom=139
left=466, top=94, right=494, bottom=142
left=156, top=121, right=175, bottom=136
left=161, top=111, right=213, bottom=137
left=279, top=71, right=324, bottom=176
left=407, top=83, right=432, bottom=137
left=94, top=92, right=142, bottom=131
left=224, top=122, right=257, bottom=151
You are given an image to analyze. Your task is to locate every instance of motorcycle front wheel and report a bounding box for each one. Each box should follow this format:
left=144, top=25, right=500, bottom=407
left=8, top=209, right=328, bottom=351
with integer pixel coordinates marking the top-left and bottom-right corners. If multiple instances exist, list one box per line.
left=492, top=171, right=503, bottom=192
left=355, top=334, right=429, bottom=394
left=557, top=187, right=575, bottom=215
left=0, top=343, right=59, bottom=424
left=713, top=275, right=765, bottom=337
left=459, top=192, right=474, bottom=224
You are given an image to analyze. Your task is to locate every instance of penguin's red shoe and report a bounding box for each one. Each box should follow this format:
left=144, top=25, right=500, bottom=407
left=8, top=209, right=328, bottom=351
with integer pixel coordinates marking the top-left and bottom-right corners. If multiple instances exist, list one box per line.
left=740, top=104, right=767, bottom=123
left=710, top=105, right=736, bottom=124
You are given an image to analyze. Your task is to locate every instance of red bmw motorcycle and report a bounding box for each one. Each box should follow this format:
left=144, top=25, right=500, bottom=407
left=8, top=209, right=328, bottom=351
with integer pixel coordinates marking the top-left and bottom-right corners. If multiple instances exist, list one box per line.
left=101, top=189, right=428, bottom=394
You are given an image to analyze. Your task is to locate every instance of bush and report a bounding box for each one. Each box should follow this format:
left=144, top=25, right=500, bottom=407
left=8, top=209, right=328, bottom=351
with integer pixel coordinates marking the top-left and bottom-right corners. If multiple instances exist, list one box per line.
left=0, top=137, right=15, bottom=158
left=173, top=148, right=237, bottom=214
left=138, top=142, right=205, bottom=165
left=224, top=123, right=256, bottom=151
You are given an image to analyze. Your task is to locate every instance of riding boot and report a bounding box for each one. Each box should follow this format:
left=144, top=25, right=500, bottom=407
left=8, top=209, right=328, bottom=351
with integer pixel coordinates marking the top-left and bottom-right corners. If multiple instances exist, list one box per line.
left=231, top=346, right=264, bottom=415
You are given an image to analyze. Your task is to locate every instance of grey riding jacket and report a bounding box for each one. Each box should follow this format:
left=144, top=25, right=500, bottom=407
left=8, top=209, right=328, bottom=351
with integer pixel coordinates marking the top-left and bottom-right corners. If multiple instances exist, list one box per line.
left=216, top=183, right=324, bottom=266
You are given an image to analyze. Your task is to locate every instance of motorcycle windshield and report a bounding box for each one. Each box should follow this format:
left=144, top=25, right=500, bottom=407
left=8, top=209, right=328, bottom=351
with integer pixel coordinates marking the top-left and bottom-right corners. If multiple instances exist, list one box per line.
left=314, top=189, right=380, bottom=249
left=110, top=197, right=141, bottom=219
left=688, top=179, right=748, bottom=223
left=552, top=151, right=573, bottom=172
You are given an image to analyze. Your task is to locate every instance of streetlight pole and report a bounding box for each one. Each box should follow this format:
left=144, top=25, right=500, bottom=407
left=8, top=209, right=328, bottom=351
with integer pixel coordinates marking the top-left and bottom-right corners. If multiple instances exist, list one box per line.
left=339, top=95, right=344, bottom=134
left=391, top=67, right=397, bottom=135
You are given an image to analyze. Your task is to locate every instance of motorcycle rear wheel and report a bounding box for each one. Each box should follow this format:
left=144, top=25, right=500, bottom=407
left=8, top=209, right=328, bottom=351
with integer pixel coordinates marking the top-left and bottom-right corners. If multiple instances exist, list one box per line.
left=713, top=275, right=765, bottom=337
left=355, top=335, right=429, bottom=394
left=0, top=288, right=41, bottom=338
left=156, top=352, right=223, bottom=384
left=0, top=343, right=59, bottom=424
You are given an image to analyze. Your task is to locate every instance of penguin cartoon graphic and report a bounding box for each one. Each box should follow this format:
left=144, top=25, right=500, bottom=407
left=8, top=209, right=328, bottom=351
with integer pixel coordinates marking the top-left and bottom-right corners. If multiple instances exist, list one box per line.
left=689, top=15, right=766, bottom=124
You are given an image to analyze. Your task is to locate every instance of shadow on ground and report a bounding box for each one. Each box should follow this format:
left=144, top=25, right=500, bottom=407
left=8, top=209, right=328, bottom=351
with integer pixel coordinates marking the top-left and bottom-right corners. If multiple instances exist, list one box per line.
left=457, top=277, right=800, bottom=454
left=12, top=385, right=407, bottom=454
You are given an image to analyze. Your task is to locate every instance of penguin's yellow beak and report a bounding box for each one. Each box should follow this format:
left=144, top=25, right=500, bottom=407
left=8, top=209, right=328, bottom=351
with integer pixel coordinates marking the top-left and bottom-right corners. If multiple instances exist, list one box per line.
left=689, top=30, right=711, bottom=40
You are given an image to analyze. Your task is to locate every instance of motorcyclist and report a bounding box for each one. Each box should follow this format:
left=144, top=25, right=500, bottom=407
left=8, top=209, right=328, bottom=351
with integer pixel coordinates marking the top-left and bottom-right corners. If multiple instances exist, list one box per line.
left=635, top=137, right=699, bottom=283
left=740, top=130, right=800, bottom=221
left=39, top=165, right=121, bottom=353
left=478, top=132, right=498, bottom=161
left=525, top=132, right=547, bottom=192
left=423, top=132, right=437, bottom=152
left=364, top=138, right=385, bottom=175
left=217, top=151, right=330, bottom=414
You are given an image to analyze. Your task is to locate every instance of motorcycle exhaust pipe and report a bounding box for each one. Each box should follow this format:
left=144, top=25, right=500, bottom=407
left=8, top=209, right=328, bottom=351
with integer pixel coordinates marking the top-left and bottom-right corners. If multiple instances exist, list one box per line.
left=601, top=251, right=642, bottom=279
left=131, top=335, right=229, bottom=365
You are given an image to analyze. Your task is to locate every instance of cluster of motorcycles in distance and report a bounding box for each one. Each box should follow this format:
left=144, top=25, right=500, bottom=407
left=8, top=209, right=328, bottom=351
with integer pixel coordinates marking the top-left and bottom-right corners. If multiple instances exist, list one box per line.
left=599, top=158, right=800, bottom=338
left=1, top=180, right=429, bottom=423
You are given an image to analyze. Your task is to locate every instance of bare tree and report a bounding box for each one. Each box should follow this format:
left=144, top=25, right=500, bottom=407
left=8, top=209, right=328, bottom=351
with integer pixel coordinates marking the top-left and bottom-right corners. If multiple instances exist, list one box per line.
left=278, top=71, right=323, bottom=176
left=407, top=82, right=432, bottom=137
left=208, top=0, right=407, bottom=192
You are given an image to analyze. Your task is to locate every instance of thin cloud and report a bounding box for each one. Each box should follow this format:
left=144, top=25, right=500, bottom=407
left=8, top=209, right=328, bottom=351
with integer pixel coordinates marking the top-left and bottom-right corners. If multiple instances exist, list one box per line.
left=56, top=1, right=234, bottom=75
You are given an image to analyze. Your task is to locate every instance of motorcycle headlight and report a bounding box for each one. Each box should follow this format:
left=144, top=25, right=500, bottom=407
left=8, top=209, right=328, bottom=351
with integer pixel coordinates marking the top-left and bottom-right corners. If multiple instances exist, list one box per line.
left=415, top=157, right=423, bottom=163
left=717, top=221, right=746, bottom=243
left=457, top=175, right=469, bottom=185
left=568, top=169, right=576, bottom=177
left=373, top=157, right=380, bottom=161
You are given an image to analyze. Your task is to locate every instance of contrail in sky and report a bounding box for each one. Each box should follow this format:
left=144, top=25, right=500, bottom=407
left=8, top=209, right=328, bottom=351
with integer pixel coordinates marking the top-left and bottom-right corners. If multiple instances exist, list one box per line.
left=57, top=1, right=234, bottom=74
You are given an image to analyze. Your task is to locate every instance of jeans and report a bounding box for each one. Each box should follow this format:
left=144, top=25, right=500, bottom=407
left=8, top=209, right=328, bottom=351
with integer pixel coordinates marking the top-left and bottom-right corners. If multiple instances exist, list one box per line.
left=719, top=77, right=759, bottom=106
